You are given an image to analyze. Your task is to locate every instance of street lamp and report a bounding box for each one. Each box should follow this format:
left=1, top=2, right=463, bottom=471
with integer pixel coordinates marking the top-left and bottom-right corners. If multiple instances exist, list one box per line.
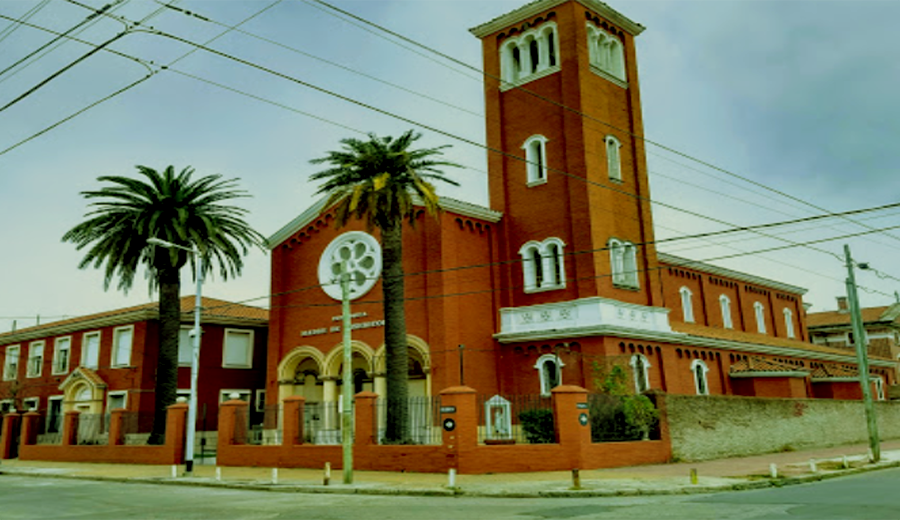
left=147, top=237, right=202, bottom=475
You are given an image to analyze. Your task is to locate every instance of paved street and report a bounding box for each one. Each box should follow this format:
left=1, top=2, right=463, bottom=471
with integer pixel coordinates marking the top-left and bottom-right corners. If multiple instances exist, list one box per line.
left=2, top=467, right=900, bottom=519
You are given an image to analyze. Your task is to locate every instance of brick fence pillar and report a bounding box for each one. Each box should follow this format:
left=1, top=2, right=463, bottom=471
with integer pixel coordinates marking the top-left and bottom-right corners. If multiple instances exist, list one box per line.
left=353, top=391, right=378, bottom=447
left=61, top=411, right=79, bottom=446
left=551, top=385, right=590, bottom=470
left=218, top=399, right=249, bottom=453
left=439, top=386, right=477, bottom=473
left=165, top=403, right=189, bottom=464
left=282, top=396, right=305, bottom=446
left=1, top=411, right=21, bottom=459
left=108, top=409, right=126, bottom=446
left=20, top=411, right=40, bottom=446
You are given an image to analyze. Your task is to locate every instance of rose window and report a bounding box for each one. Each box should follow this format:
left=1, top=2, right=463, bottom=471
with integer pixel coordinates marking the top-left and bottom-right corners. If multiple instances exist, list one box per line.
left=318, top=231, right=382, bottom=301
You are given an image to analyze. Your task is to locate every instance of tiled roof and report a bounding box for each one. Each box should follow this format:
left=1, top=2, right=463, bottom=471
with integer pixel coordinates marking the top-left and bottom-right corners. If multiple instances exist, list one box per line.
left=669, top=321, right=884, bottom=360
left=730, top=357, right=805, bottom=375
left=0, top=296, right=267, bottom=343
left=810, top=365, right=859, bottom=379
left=807, top=306, right=890, bottom=328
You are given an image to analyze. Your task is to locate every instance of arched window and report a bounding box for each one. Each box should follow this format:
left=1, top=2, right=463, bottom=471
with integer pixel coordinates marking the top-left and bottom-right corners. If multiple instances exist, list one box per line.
left=535, top=354, right=563, bottom=396
left=875, top=377, right=885, bottom=401
left=630, top=353, right=650, bottom=393
left=719, top=295, right=733, bottom=329
left=586, top=24, right=626, bottom=82
left=522, top=135, right=548, bottom=186
left=691, top=359, right=709, bottom=395
left=605, top=135, right=622, bottom=181
left=754, top=302, right=767, bottom=334
left=499, top=22, right=560, bottom=86
left=783, top=308, right=795, bottom=338
left=680, top=287, right=694, bottom=323
left=609, top=238, right=639, bottom=288
left=519, top=238, right=566, bottom=293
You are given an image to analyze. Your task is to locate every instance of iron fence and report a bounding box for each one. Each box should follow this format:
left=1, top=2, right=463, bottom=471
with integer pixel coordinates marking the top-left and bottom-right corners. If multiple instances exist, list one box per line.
left=119, top=412, right=154, bottom=445
left=303, top=401, right=343, bottom=445
left=76, top=413, right=109, bottom=445
left=373, top=396, right=441, bottom=445
left=248, top=405, right=281, bottom=445
left=478, top=394, right=556, bottom=444
left=37, top=413, right=62, bottom=445
left=588, top=393, right=660, bottom=442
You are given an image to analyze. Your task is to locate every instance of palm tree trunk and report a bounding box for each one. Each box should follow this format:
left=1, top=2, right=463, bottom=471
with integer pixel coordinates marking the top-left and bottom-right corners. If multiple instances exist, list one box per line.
left=148, top=268, right=180, bottom=445
left=382, top=222, right=409, bottom=443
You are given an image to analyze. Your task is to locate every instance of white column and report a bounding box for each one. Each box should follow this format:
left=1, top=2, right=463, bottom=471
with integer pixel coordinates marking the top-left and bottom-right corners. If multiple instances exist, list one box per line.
left=322, top=377, right=337, bottom=430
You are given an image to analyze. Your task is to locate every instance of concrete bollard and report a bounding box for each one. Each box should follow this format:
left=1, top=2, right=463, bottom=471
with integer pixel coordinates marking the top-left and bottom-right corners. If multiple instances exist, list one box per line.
left=809, top=459, right=817, bottom=473
left=324, top=462, right=331, bottom=486
left=448, top=468, right=457, bottom=488
left=842, top=455, right=849, bottom=469
left=272, top=468, right=279, bottom=485
left=571, top=468, right=581, bottom=489
left=216, top=467, right=222, bottom=481
left=769, top=463, right=778, bottom=478
left=171, top=465, right=178, bottom=478
left=690, top=468, right=698, bottom=485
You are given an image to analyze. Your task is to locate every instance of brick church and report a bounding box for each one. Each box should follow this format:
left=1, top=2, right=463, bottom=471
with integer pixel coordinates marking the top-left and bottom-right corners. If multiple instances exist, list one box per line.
left=264, top=0, right=896, bottom=412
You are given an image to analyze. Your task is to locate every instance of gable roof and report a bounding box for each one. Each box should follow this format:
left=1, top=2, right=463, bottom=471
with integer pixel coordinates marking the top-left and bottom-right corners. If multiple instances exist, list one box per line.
left=807, top=305, right=895, bottom=329
left=0, top=296, right=267, bottom=345
left=469, top=0, right=645, bottom=38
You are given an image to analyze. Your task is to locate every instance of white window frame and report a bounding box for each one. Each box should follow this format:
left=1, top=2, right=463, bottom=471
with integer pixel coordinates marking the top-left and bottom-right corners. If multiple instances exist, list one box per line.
left=222, top=329, right=254, bottom=369
left=586, top=23, right=626, bottom=83
left=3, top=344, right=20, bottom=381
left=52, top=336, right=72, bottom=375
left=875, top=377, right=885, bottom=401
left=255, top=389, right=267, bottom=413
left=107, top=390, right=128, bottom=412
left=522, top=134, right=549, bottom=186
left=1, top=399, right=14, bottom=413
left=605, top=135, right=622, bottom=181
left=27, top=340, right=44, bottom=378
left=754, top=302, right=767, bottom=334
left=630, top=354, right=651, bottom=394
left=680, top=287, right=695, bottom=323
left=783, top=308, right=796, bottom=339
left=22, top=397, right=39, bottom=411
left=220, top=389, right=251, bottom=403
left=110, top=325, right=134, bottom=368
left=534, top=354, right=564, bottom=397
left=519, top=238, right=567, bottom=293
left=719, top=295, right=733, bottom=329
left=691, top=359, right=710, bottom=395
left=81, top=331, right=101, bottom=369
left=609, top=238, right=639, bottom=289
left=176, top=389, right=192, bottom=404
left=178, top=326, right=197, bottom=367
left=499, top=22, right=560, bottom=86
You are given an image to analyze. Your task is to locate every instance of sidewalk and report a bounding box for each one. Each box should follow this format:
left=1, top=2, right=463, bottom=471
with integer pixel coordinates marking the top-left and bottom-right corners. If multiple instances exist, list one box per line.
left=3, top=440, right=900, bottom=498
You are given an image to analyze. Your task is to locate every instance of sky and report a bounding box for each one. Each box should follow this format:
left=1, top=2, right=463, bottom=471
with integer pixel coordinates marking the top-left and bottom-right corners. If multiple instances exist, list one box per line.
left=2, top=0, right=900, bottom=333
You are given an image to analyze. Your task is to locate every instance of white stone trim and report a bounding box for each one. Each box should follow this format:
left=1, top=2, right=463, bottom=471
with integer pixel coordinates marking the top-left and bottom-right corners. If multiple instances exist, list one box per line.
left=730, top=370, right=809, bottom=379
left=498, top=296, right=673, bottom=337
left=469, top=0, right=645, bottom=38
left=691, top=359, right=710, bottom=395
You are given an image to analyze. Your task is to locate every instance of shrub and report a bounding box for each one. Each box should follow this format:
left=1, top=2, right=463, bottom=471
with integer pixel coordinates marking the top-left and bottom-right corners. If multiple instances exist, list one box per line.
left=518, top=409, right=555, bottom=444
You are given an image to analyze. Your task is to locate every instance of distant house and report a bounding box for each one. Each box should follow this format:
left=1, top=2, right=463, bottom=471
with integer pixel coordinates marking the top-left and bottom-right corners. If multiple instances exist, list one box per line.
left=808, top=297, right=900, bottom=398
left=0, top=296, right=268, bottom=436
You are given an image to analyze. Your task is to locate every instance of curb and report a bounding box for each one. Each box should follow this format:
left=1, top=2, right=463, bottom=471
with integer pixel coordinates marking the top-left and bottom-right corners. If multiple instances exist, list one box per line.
left=2, top=460, right=899, bottom=498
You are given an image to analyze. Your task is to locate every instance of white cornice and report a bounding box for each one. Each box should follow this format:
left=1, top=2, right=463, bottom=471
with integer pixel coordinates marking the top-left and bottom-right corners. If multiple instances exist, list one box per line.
left=266, top=195, right=502, bottom=250
left=469, top=0, right=645, bottom=38
left=658, top=252, right=808, bottom=295
left=494, top=324, right=896, bottom=368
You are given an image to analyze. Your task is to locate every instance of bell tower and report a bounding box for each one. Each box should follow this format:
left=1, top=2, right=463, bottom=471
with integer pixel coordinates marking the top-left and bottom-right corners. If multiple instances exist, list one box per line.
left=471, top=0, right=663, bottom=310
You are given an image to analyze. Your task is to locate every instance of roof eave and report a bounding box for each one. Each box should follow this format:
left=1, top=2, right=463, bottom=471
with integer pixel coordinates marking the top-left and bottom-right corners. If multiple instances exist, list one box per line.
left=469, top=0, right=645, bottom=39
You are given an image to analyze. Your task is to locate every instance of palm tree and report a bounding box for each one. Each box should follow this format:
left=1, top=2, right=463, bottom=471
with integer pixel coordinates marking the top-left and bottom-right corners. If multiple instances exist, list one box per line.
left=310, top=130, right=459, bottom=442
left=63, top=165, right=263, bottom=444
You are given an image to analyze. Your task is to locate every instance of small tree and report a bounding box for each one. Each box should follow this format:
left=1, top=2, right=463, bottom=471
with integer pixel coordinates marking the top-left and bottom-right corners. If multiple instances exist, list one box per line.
left=622, top=394, right=659, bottom=440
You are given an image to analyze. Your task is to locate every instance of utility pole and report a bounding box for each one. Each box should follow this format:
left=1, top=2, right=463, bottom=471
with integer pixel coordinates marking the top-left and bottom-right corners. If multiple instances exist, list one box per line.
left=340, top=261, right=354, bottom=484
left=844, top=244, right=880, bottom=462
